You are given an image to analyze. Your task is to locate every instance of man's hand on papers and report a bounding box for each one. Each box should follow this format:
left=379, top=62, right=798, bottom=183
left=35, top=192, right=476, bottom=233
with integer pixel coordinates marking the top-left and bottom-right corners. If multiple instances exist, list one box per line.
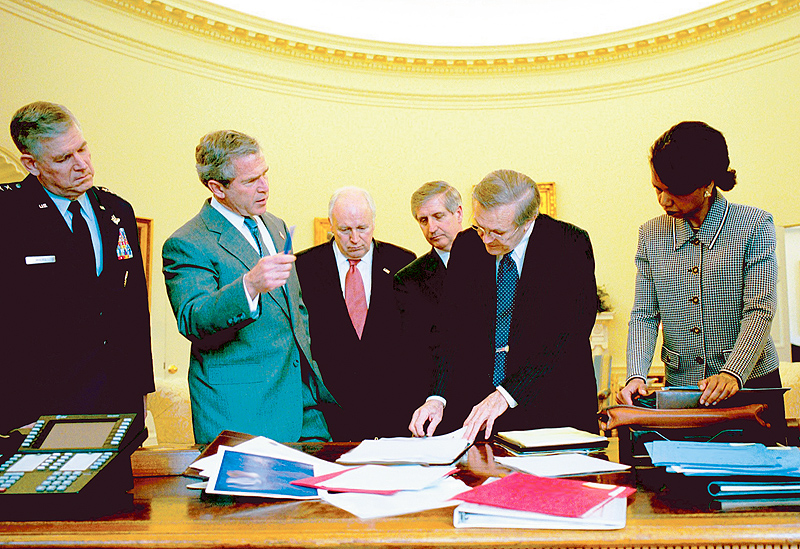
left=462, top=390, right=509, bottom=441
left=243, top=254, right=295, bottom=298
left=409, top=400, right=444, bottom=437
left=615, top=378, right=649, bottom=405
left=698, top=372, right=739, bottom=406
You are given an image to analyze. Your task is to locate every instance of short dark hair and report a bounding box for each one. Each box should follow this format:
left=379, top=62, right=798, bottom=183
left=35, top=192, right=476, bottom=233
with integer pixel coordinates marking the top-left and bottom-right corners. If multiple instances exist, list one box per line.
left=650, top=121, right=737, bottom=195
left=473, top=169, right=540, bottom=226
left=10, top=102, right=79, bottom=157
left=410, top=181, right=462, bottom=218
left=195, top=130, right=261, bottom=187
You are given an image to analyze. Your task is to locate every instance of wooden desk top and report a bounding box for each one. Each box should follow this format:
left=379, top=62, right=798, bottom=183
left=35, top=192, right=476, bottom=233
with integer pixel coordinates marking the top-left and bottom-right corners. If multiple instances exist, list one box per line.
left=2, top=441, right=799, bottom=549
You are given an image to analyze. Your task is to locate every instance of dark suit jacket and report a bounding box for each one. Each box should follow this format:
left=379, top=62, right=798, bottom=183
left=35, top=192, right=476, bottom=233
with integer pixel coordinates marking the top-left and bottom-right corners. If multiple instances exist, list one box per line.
left=0, top=174, right=154, bottom=434
left=162, top=201, right=335, bottom=444
left=393, top=248, right=448, bottom=406
left=432, top=215, right=599, bottom=435
left=296, top=239, right=415, bottom=441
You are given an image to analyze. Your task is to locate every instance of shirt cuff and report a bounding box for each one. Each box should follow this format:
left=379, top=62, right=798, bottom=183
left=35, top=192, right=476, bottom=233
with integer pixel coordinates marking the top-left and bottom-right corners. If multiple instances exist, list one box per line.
left=243, top=278, right=260, bottom=319
left=496, top=385, right=518, bottom=408
left=426, top=395, right=446, bottom=408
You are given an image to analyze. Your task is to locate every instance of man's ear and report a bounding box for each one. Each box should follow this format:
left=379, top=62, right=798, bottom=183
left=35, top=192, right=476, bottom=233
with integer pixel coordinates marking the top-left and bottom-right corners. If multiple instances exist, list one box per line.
left=19, top=153, right=39, bottom=176
left=455, top=205, right=463, bottom=224
left=207, top=179, right=226, bottom=201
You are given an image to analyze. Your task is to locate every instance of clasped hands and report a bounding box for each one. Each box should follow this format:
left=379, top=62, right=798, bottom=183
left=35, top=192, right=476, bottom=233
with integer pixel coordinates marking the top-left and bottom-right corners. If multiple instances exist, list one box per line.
left=616, top=372, right=740, bottom=407
left=244, top=253, right=295, bottom=299
left=409, top=389, right=509, bottom=441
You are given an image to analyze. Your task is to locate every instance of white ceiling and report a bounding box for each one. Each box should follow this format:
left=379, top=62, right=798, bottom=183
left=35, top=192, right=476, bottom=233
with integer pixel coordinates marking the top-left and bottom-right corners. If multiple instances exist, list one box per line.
left=207, top=0, right=724, bottom=46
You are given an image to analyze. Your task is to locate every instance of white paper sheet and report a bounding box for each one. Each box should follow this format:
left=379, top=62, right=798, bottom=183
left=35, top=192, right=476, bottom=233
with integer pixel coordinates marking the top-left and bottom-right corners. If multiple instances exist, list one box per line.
left=307, top=464, right=456, bottom=492
left=336, top=429, right=471, bottom=465
left=496, top=453, right=629, bottom=477
left=322, top=476, right=471, bottom=519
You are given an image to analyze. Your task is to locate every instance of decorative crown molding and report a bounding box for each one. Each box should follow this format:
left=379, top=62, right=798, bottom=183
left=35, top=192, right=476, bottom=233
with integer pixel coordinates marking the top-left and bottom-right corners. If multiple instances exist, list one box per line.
left=96, top=0, right=799, bottom=73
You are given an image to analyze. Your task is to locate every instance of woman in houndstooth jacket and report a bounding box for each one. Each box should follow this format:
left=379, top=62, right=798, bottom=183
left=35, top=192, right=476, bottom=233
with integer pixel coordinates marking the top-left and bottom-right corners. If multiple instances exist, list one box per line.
left=617, top=121, right=782, bottom=409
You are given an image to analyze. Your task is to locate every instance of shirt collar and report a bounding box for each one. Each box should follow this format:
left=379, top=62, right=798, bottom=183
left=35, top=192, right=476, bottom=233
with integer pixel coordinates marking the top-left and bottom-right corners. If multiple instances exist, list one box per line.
left=210, top=196, right=251, bottom=230
left=499, top=217, right=535, bottom=276
left=672, top=190, right=730, bottom=251
left=43, top=187, right=93, bottom=222
left=433, top=247, right=450, bottom=267
left=332, top=238, right=374, bottom=269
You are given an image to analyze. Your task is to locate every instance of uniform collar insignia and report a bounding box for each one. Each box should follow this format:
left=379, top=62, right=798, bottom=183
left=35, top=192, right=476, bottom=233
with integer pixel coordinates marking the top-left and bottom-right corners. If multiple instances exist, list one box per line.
left=39, top=203, right=48, bottom=208
left=111, top=214, right=120, bottom=225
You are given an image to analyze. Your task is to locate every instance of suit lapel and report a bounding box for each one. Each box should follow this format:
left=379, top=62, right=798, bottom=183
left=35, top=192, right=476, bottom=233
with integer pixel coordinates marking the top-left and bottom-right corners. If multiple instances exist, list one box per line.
left=200, top=202, right=260, bottom=271
left=259, top=213, right=292, bottom=319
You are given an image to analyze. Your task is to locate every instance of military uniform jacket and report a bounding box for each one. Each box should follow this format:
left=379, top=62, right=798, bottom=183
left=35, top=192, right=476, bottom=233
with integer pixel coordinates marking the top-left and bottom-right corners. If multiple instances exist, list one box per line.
left=162, top=201, right=335, bottom=444
left=0, top=174, right=154, bottom=433
left=627, top=191, right=779, bottom=387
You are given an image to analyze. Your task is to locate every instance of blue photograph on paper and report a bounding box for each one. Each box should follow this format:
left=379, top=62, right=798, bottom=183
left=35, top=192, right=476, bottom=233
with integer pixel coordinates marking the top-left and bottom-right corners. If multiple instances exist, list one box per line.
left=212, top=450, right=317, bottom=499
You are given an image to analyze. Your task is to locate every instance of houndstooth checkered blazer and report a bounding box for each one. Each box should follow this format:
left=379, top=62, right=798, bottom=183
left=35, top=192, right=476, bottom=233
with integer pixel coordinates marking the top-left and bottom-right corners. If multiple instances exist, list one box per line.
left=626, top=191, right=779, bottom=387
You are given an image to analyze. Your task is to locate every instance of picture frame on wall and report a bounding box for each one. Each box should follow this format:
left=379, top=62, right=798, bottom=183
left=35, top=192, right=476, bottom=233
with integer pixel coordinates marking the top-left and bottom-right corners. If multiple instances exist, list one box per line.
left=136, top=217, right=153, bottom=303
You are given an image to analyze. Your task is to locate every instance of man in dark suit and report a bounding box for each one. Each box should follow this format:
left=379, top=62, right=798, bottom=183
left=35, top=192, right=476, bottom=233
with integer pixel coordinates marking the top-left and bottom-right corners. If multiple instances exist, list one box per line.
left=394, top=181, right=463, bottom=408
left=163, top=130, right=335, bottom=444
left=410, top=170, right=598, bottom=440
left=296, top=187, right=415, bottom=441
left=0, top=101, right=154, bottom=435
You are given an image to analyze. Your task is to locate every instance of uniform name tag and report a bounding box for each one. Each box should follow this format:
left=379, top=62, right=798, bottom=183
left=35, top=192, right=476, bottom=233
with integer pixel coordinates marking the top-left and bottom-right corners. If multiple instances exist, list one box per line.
left=25, top=255, right=56, bottom=265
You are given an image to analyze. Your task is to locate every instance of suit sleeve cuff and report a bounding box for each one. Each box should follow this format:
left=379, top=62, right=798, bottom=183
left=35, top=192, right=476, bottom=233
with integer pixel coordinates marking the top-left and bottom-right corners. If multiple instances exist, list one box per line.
left=496, top=385, right=518, bottom=408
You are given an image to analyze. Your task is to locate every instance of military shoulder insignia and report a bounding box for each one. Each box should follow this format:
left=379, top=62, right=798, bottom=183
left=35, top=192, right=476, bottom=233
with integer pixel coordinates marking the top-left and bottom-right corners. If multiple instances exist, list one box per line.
left=116, top=227, right=134, bottom=260
left=0, top=183, right=23, bottom=192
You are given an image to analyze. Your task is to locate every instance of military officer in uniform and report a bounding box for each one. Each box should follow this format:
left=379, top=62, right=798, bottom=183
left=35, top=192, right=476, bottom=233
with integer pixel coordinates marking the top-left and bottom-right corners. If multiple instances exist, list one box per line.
left=0, top=101, right=154, bottom=435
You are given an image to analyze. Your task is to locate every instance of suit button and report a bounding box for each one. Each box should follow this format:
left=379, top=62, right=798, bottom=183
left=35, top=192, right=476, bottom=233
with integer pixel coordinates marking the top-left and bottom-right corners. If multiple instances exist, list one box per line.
left=690, top=296, right=699, bottom=304
left=690, top=327, right=701, bottom=335
left=695, top=357, right=704, bottom=365
left=691, top=239, right=700, bottom=246
left=690, top=266, right=699, bottom=274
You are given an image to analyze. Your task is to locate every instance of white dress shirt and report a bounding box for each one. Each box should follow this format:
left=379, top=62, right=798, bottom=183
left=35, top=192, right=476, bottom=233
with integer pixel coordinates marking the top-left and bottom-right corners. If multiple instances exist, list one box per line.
left=210, top=197, right=278, bottom=315
left=332, top=240, right=374, bottom=307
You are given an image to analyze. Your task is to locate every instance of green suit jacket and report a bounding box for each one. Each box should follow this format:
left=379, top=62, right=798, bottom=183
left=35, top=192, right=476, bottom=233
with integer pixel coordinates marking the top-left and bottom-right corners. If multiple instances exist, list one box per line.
left=163, top=200, right=335, bottom=444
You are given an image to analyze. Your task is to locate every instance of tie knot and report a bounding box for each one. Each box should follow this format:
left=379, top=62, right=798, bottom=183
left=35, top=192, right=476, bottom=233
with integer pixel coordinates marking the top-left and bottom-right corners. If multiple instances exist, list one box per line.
left=68, top=200, right=82, bottom=215
left=348, top=259, right=361, bottom=268
left=243, top=217, right=258, bottom=230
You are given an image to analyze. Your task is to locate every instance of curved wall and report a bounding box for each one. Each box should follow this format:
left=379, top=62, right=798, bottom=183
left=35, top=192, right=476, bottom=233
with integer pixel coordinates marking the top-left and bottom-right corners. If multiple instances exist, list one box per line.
left=1, top=0, right=798, bottom=388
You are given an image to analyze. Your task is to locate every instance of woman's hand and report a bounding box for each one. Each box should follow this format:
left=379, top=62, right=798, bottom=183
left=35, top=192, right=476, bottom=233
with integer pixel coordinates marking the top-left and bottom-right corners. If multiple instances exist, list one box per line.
left=698, top=372, right=740, bottom=405
left=616, top=378, right=649, bottom=405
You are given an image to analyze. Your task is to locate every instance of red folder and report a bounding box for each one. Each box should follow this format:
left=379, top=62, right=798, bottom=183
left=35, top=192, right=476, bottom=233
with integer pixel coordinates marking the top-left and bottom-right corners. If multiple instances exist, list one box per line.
left=454, top=473, right=634, bottom=518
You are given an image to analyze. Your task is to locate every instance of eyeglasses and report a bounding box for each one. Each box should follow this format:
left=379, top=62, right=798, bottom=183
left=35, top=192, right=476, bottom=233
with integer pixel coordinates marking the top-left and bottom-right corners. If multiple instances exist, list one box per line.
left=471, top=222, right=522, bottom=241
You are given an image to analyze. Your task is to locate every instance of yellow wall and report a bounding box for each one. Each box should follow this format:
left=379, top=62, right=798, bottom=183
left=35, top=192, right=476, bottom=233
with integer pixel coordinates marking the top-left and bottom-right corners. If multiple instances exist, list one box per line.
left=1, top=0, right=799, bottom=389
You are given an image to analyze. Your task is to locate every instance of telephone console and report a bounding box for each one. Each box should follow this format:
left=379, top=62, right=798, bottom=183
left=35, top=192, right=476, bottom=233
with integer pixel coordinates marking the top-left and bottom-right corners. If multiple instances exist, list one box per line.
left=0, top=413, right=146, bottom=520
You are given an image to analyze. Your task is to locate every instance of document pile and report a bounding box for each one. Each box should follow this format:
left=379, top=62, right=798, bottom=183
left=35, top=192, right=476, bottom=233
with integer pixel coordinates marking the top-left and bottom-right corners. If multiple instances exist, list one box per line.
left=494, top=427, right=609, bottom=455
left=452, top=472, right=634, bottom=529
left=188, top=434, right=471, bottom=519
left=646, top=440, right=800, bottom=511
left=336, top=430, right=472, bottom=465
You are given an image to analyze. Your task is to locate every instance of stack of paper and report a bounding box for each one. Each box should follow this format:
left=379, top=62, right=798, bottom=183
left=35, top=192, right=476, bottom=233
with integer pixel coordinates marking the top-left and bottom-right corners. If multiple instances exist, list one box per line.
left=494, top=427, right=608, bottom=455
left=645, top=440, right=800, bottom=511
left=187, top=435, right=472, bottom=518
left=452, top=472, right=634, bottom=529
left=336, top=430, right=472, bottom=465
left=496, top=453, right=630, bottom=477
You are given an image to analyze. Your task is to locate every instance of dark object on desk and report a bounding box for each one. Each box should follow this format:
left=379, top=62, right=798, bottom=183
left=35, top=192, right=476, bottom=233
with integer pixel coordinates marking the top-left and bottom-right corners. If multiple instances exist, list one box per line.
left=0, top=413, right=147, bottom=521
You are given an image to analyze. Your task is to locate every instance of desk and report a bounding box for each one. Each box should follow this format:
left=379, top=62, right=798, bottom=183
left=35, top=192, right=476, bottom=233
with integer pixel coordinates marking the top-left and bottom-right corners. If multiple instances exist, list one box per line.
left=1, top=441, right=799, bottom=549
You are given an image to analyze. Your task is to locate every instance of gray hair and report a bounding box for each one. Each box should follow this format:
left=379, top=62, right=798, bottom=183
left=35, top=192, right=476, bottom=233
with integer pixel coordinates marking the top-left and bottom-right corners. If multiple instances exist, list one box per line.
left=410, top=181, right=462, bottom=219
left=10, top=101, right=80, bottom=157
left=328, top=186, right=377, bottom=221
left=196, top=130, right=261, bottom=187
left=473, top=169, right=540, bottom=225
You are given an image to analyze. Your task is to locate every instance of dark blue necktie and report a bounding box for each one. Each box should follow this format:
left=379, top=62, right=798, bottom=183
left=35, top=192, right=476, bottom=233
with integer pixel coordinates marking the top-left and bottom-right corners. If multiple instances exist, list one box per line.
left=68, top=200, right=96, bottom=277
left=243, top=217, right=265, bottom=257
left=494, top=253, right=518, bottom=386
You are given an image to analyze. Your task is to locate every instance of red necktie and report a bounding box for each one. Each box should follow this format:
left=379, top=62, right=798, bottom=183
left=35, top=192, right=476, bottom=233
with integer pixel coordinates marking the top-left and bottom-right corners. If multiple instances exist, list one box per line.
left=345, top=259, right=367, bottom=338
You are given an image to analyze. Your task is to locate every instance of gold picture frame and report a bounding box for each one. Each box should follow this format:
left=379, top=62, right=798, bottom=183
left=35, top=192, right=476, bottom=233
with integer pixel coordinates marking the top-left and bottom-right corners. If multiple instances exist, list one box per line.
left=537, top=182, right=556, bottom=217
left=136, top=217, right=153, bottom=303
left=314, top=217, right=332, bottom=246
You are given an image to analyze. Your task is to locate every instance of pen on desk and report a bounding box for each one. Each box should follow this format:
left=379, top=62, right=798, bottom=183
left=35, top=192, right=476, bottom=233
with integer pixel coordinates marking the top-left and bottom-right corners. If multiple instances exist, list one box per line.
left=284, top=225, right=296, bottom=254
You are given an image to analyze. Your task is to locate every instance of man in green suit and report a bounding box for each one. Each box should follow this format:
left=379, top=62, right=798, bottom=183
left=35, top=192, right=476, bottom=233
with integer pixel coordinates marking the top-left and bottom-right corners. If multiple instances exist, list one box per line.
left=163, top=130, right=335, bottom=444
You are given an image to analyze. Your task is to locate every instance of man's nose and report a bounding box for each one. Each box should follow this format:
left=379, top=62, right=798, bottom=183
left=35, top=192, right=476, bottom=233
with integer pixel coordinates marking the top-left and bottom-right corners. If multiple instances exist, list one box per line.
left=658, top=192, right=672, bottom=208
